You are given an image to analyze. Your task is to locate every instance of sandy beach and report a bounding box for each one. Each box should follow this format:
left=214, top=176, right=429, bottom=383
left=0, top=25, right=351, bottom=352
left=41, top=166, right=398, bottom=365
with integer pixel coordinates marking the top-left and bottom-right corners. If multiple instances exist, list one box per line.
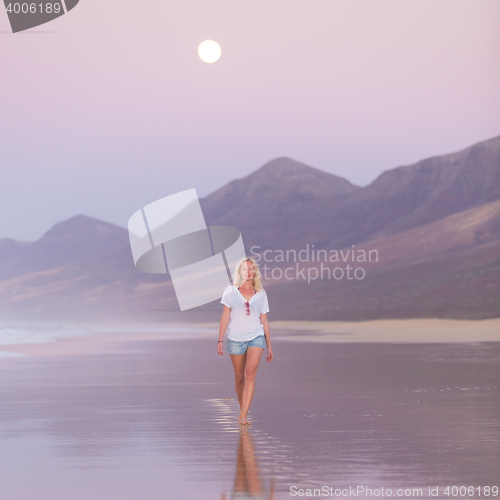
left=267, top=318, right=500, bottom=343
left=0, top=320, right=499, bottom=500
left=2, top=318, right=500, bottom=360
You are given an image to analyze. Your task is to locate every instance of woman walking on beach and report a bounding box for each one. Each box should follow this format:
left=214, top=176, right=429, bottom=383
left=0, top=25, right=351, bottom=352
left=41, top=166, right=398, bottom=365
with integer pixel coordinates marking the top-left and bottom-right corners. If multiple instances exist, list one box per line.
left=217, top=257, right=273, bottom=426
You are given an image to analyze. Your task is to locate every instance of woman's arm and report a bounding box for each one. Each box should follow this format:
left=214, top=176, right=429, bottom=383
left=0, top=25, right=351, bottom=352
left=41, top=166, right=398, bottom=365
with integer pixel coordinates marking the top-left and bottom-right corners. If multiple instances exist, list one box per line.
left=217, top=305, right=231, bottom=356
left=260, top=313, right=273, bottom=362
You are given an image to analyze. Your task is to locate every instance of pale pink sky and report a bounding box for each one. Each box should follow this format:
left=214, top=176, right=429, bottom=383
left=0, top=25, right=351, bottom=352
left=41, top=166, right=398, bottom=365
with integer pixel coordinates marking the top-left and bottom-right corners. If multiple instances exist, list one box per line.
left=1, top=0, right=499, bottom=240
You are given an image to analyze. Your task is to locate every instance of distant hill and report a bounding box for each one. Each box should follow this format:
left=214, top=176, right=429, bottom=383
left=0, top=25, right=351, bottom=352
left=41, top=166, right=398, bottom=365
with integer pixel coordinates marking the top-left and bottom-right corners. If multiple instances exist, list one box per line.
left=263, top=198, right=500, bottom=320
left=200, top=157, right=360, bottom=250
left=322, top=135, right=500, bottom=247
left=0, top=216, right=177, bottom=323
left=202, top=136, right=500, bottom=250
left=0, top=136, right=499, bottom=323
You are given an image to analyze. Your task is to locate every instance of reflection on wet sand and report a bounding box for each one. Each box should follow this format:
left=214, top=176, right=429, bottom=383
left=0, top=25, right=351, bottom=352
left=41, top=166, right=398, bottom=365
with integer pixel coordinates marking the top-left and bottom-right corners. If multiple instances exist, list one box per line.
left=221, top=427, right=275, bottom=500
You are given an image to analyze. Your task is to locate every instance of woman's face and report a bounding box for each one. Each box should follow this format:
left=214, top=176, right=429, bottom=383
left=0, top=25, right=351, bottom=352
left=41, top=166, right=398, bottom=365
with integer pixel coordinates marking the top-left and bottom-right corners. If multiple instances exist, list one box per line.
left=240, top=261, right=255, bottom=281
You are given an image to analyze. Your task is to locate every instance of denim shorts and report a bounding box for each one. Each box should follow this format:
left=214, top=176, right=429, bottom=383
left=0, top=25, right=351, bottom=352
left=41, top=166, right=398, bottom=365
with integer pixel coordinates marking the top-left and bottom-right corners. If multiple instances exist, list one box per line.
left=227, top=335, right=266, bottom=355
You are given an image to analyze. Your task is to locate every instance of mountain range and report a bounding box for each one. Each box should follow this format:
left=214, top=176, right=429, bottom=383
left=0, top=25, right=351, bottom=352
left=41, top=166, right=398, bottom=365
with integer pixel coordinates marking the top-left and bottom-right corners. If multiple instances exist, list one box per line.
left=1, top=135, right=499, bottom=323
left=201, top=136, right=500, bottom=249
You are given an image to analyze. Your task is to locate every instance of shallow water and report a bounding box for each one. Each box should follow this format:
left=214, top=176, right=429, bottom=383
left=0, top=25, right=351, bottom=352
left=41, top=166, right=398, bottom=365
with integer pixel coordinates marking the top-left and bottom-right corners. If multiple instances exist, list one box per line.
left=0, top=323, right=211, bottom=348
left=0, top=336, right=498, bottom=499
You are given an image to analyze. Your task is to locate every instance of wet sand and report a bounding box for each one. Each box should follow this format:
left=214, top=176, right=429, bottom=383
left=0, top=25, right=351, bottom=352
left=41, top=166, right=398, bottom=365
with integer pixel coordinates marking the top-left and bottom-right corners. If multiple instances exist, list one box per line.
left=0, top=323, right=499, bottom=499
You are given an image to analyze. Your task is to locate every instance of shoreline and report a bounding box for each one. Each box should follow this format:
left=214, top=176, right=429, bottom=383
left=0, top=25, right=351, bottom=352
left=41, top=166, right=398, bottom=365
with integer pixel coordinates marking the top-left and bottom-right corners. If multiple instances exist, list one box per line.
left=0, top=318, right=499, bottom=360
left=266, top=318, right=500, bottom=343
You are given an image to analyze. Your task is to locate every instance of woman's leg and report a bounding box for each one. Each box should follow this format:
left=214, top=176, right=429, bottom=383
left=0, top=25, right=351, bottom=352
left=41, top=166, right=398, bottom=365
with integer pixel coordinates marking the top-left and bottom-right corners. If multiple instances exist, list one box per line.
left=229, top=353, right=246, bottom=410
left=240, top=347, right=264, bottom=425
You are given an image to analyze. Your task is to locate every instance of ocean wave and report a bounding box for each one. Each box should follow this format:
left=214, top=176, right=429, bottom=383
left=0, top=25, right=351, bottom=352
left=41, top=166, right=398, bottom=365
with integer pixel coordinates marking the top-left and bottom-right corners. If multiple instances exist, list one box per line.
left=0, top=351, right=26, bottom=357
left=0, top=324, right=213, bottom=347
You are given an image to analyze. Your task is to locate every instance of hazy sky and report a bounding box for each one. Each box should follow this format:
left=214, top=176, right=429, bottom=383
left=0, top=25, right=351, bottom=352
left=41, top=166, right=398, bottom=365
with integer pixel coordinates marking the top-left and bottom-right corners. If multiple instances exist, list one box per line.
left=1, top=0, right=499, bottom=241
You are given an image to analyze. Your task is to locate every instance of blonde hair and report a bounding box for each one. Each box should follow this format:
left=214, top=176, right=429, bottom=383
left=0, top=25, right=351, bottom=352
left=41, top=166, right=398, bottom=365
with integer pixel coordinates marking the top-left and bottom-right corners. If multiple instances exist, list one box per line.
left=232, top=257, right=265, bottom=292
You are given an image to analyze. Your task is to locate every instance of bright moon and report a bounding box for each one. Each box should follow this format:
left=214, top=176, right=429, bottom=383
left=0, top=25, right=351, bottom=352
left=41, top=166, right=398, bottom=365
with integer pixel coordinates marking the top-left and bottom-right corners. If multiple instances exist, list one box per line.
left=198, top=40, right=221, bottom=63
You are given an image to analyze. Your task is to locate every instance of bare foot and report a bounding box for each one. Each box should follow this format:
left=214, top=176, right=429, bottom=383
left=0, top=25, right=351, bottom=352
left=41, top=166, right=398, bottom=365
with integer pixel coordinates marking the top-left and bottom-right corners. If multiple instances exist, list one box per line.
left=238, top=414, right=252, bottom=426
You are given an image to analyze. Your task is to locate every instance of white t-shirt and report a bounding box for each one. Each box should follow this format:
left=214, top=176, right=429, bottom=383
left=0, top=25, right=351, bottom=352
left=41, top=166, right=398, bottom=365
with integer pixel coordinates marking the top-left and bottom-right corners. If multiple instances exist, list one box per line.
left=220, top=285, right=270, bottom=342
